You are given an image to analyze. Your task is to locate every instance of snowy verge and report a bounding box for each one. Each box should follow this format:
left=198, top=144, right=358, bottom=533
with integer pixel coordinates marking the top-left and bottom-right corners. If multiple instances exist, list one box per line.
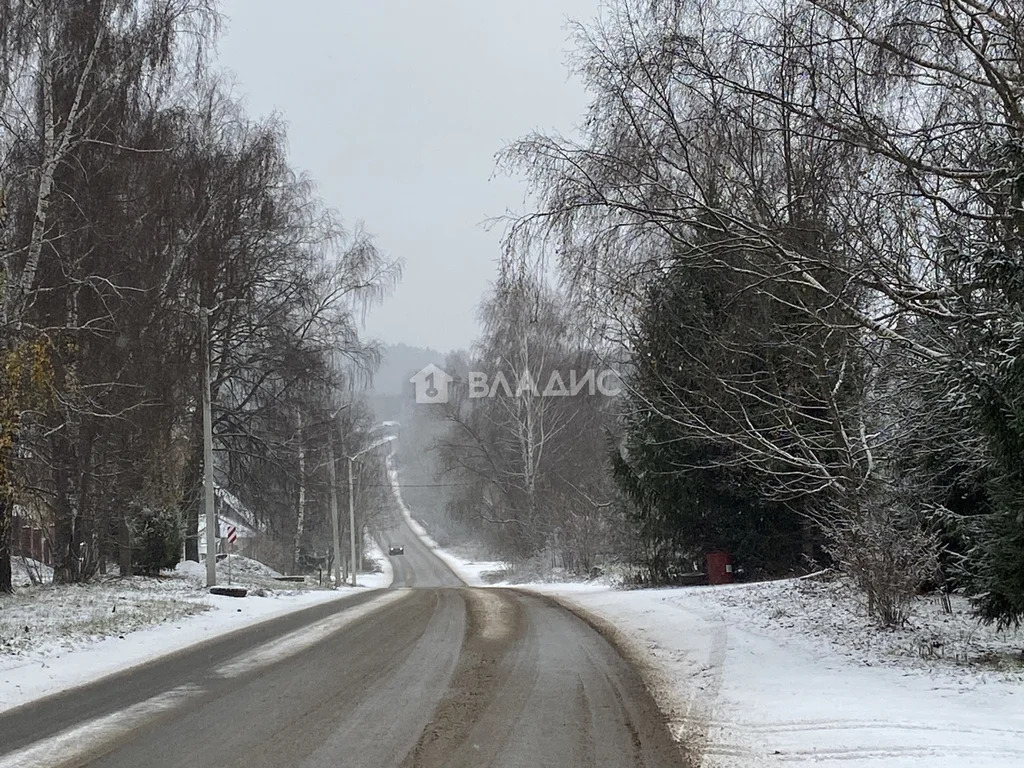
left=363, top=538, right=394, bottom=589
left=429, top=547, right=506, bottom=587
left=1, top=557, right=392, bottom=714
left=525, top=580, right=1024, bottom=768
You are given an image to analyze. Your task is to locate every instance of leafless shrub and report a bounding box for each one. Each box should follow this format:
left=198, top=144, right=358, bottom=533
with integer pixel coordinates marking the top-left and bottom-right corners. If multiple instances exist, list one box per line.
left=822, top=502, right=941, bottom=627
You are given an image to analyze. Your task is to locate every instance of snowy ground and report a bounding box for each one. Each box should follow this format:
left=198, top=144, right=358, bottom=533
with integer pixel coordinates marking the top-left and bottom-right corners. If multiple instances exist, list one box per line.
left=1, top=549, right=392, bottom=714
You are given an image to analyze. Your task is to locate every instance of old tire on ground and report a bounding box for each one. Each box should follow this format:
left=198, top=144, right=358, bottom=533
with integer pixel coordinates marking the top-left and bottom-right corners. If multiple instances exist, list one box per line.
left=210, top=586, right=248, bottom=598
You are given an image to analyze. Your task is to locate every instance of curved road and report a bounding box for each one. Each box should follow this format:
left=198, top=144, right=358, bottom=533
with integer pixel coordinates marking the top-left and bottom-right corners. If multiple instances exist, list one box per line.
left=0, top=499, right=686, bottom=767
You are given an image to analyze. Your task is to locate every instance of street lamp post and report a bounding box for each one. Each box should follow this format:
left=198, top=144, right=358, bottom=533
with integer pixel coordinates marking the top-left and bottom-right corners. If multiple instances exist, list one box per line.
left=344, top=433, right=396, bottom=587
left=327, top=434, right=343, bottom=588
left=201, top=306, right=217, bottom=588
left=196, top=297, right=243, bottom=589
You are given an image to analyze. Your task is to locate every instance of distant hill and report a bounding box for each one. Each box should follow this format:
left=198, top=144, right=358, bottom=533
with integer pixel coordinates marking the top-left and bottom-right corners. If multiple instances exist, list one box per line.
left=370, top=343, right=448, bottom=396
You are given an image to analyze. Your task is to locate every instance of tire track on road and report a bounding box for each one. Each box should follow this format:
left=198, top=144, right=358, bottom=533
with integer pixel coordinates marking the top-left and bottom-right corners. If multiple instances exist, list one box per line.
left=399, top=589, right=525, bottom=768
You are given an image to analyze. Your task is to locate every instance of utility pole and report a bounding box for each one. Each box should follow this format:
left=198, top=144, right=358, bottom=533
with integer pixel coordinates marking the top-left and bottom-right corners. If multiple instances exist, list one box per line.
left=201, top=306, right=217, bottom=588
left=325, top=402, right=352, bottom=586
left=348, top=456, right=356, bottom=586
left=327, top=433, right=343, bottom=588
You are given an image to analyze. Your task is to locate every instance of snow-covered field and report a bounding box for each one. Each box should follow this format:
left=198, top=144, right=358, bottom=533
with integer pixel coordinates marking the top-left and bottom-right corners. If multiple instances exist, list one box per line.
left=1, top=550, right=392, bottom=714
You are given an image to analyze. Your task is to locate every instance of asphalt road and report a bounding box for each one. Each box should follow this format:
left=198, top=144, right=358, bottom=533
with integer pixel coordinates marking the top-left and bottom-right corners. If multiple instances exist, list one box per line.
left=0, top=504, right=686, bottom=767
left=380, top=510, right=464, bottom=589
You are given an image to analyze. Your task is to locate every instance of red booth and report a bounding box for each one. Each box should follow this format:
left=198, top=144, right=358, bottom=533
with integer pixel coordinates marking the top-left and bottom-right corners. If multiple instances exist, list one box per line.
left=706, top=551, right=733, bottom=585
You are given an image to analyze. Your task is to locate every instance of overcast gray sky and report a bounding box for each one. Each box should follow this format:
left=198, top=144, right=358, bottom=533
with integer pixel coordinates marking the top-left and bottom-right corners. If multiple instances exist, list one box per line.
left=216, top=0, right=600, bottom=353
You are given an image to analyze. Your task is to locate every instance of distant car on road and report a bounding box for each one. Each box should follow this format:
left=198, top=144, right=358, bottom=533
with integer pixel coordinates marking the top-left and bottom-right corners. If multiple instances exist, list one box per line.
left=388, top=545, right=405, bottom=556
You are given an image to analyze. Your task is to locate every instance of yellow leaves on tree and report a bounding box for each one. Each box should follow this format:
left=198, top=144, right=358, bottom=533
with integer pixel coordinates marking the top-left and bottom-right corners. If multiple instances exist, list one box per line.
left=0, top=337, right=55, bottom=495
